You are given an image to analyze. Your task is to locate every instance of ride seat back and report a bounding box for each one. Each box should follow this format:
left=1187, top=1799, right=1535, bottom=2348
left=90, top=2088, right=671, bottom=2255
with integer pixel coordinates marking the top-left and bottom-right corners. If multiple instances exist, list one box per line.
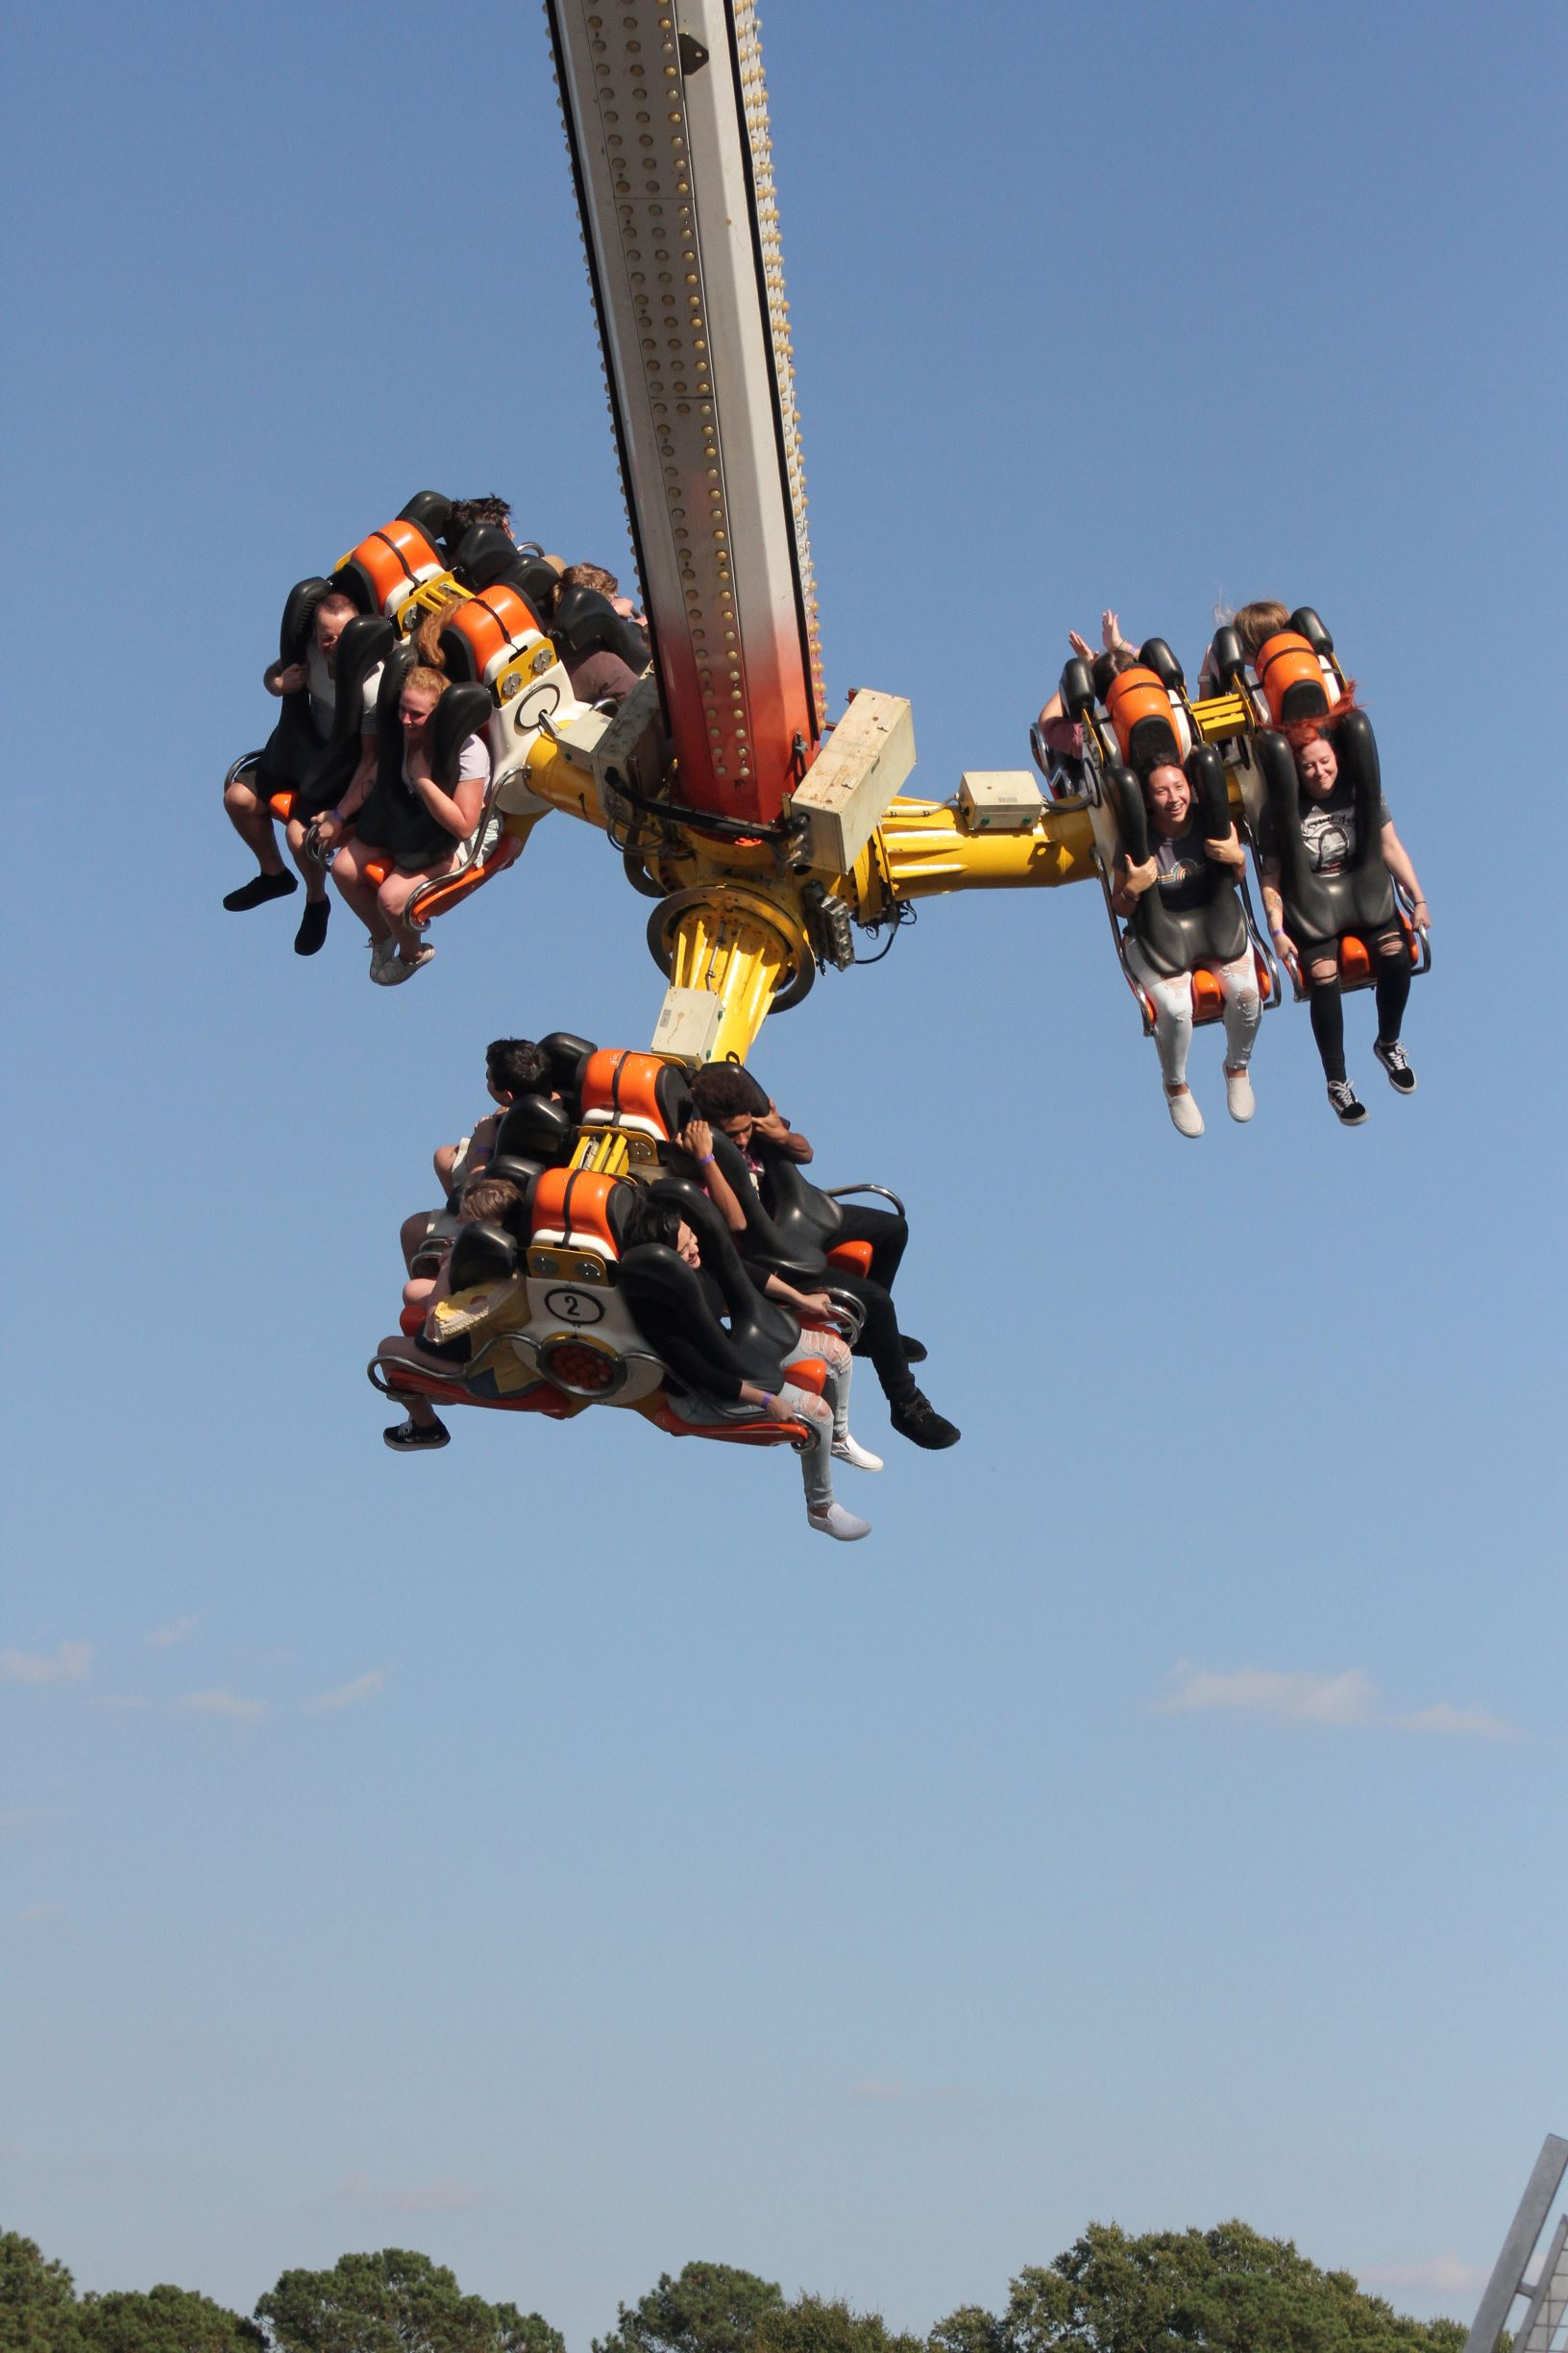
left=528, top=1168, right=637, bottom=1281
left=1105, top=664, right=1193, bottom=770
left=440, top=584, right=554, bottom=699
left=1255, top=629, right=1341, bottom=724
left=398, top=490, right=453, bottom=549
left=333, top=518, right=448, bottom=620
left=448, top=1219, right=519, bottom=1291
left=538, top=1032, right=598, bottom=1107
left=280, top=577, right=331, bottom=666
left=579, top=1049, right=692, bottom=1142
left=551, top=583, right=650, bottom=675
left=492, top=1094, right=575, bottom=1168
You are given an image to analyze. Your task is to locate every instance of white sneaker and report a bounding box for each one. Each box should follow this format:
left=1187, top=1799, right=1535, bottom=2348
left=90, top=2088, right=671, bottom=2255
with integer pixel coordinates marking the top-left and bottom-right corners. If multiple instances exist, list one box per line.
left=1224, top=1066, right=1256, bottom=1122
left=369, top=935, right=400, bottom=985
left=807, top=1503, right=871, bottom=1541
left=831, top=1433, right=884, bottom=1472
left=1165, top=1087, right=1204, bottom=1138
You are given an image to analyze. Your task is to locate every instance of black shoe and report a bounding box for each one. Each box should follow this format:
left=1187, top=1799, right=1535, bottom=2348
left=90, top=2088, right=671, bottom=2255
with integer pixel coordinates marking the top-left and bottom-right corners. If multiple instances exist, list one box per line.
left=294, top=897, right=331, bottom=956
left=223, top=870, right=297, bottom=912
left=899, top=1335, right=928, bottom=1364
left=1373, top=1037, right=1417, bottom=1093
left=383, top=1414, right=450, bottom=1452
left=889, top=1388, right=961, bottom=1449
left=1326, top=1079, right=1369, bottom=1126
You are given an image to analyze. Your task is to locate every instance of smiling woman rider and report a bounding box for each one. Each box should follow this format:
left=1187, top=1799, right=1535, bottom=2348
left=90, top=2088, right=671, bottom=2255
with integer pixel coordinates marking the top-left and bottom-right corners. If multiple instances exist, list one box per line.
left=327, top=666, right=491, bottom=986
left=1111, top=753, right=1262, bottom=1139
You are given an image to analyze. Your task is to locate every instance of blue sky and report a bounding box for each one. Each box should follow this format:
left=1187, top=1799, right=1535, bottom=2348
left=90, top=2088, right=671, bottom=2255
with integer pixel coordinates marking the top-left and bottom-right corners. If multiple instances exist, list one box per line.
left=2, top=0, right=1564, bottom=2341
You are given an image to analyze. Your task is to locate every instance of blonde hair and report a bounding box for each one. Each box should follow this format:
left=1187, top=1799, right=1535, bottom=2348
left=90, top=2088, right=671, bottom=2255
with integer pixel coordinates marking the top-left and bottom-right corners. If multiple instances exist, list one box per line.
left=402, top=665, right=447, bottom=703
left=414, top=590, right=463, bottom=670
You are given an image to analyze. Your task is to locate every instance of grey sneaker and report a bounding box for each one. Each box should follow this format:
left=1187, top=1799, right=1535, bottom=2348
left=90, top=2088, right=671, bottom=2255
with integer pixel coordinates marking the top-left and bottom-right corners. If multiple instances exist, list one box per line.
left=1327, top=1079, right=1369, bottom=1126
left=807, top=1502, right=871, bottom=1541
left=1373, top=1037, right=1417, bottom=1093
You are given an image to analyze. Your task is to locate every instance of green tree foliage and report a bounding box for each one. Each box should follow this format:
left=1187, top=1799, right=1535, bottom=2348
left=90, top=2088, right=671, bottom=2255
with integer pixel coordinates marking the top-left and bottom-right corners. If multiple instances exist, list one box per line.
left=1, top=2234, right=84, bottom=2353
left=592, top=2265, right=923, bottom=2353
left=593, top=2265, right=788, bottom=2353
left=929, top=2222, right=1469, bottom=2353
left=757, top=2292, right=925, bottom=2353
left=78, top=2287, right=262, bottom=2353
left=254, top=2249, right=562, bottom=2353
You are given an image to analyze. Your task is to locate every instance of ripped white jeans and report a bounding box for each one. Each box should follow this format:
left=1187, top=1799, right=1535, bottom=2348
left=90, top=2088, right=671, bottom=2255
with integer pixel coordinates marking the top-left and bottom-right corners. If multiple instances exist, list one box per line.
left=673, top=1330, right=852, bottom=1514
left=1125, top=939, right=1261, bottom=1091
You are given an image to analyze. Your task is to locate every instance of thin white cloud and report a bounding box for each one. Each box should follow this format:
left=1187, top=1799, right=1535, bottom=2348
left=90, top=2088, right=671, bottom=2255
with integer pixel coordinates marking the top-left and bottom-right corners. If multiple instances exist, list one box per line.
left=16, top=1901, right=62, bottom=1924
left=847, top=2079, right=905, bottom=2102
left=1397, top=1701, right=1519, bottom=1741
left=176, top=1689, right=269, bottom=1724
left=1, top=1640, right=93, bottom=1687
left=147, top=1614, right=203, bottom=1652
left=337, top=2172, right=482, bottom=2214
left=1360, top=2253, right=1486, bottom=2295
left=306, top=1670, right=385, bottom=1714
left=1156, top=1663, right=1520, bottom=1740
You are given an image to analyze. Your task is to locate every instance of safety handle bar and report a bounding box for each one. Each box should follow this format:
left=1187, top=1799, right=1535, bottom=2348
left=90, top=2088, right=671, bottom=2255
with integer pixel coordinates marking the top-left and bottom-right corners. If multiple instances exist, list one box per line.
left=822, top=1183, right=906, bottom=1218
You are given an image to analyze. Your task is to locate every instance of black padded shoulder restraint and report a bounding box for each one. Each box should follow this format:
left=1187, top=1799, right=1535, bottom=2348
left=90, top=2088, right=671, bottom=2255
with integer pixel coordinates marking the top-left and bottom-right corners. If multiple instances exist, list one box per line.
left=1112, top=744, right=1247, bottom=978
left=1256, top=710, right=1394, bottom=950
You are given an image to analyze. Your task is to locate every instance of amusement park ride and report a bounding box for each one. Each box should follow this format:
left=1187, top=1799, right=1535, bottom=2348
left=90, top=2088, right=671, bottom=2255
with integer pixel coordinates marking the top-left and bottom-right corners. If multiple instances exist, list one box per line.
left=238, top=0, right=1426, bottom=1452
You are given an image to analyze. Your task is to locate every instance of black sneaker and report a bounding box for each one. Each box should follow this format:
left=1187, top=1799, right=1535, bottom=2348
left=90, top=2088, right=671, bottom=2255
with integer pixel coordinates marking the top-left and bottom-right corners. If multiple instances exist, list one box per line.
left=383, top=1414, right=450, bottom=1452
left=294, top=897, right=331, bottom=956
left=889, top=1389, right=961, bottom=1449
left=1326, top=1079, right=1369, bottom=1126
left=1373, top=1037, right=1417, bottom=1094
left=223, top=870, right=298, bottom=912
left=899, top=1335, right=928, bottom=1364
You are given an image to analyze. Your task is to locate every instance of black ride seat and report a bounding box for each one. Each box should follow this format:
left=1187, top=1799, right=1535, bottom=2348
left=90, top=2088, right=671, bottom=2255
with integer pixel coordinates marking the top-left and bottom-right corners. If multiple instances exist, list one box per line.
left=619, top=1189, right=801, bottom=1393
left=1111, top=743, right=1248, bottom=978
left=485, top=1094, right=575, bottom=1198
left=447, top=1218, right=519, bottom=1292
left=537, top=1032, right=598, bottom=1110
left=290, top=615, right=394, bottom=821
left=551, top=583, right=650, bottom=675
left=450, top=524, right=562, bottom=619
left=1254, top=709, right=1395, bottom=953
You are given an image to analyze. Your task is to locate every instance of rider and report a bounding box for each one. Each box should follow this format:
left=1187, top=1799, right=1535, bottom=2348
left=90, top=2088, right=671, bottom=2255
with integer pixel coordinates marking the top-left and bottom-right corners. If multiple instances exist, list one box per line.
left=328, top=665, right=491, bottom=985
left=1110, top=758, right=1261, bottom=1137
left=681, top=1066, right=960, bottom=1451
left=399, top=1038, right=558, bottom=1276
left=383, top=1172, right=527, bottom=1454
left=1196, top=600, right=1290, bottom=693
left=1035, top=610, right=1139, bottom=773
left=620, top=1190, right=875, bottom=1542
left=1258, top=707, right=1430, bottom=1124
left=222, top=589, right=379, bottom=955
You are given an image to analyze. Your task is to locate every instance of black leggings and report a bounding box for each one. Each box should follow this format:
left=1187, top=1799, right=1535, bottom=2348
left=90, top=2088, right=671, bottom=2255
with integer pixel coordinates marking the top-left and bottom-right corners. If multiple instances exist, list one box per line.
left=829, top=1201, right=908, bottom=1292
left=1308, top=949, right=1412, bottom=1083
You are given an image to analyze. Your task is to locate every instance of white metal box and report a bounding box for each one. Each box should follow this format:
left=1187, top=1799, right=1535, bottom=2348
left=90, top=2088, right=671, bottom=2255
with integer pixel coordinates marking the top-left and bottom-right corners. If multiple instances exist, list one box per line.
left=957, top=771, right=1046, bottom=831
left=787, top=690, right=916, bottom=875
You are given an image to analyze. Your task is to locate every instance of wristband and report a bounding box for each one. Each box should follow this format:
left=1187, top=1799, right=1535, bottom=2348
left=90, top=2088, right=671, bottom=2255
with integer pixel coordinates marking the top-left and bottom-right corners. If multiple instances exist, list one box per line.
left=762, top=1391, right=777, bottom=1415
left=698, top=1152, right=715, bottom=1164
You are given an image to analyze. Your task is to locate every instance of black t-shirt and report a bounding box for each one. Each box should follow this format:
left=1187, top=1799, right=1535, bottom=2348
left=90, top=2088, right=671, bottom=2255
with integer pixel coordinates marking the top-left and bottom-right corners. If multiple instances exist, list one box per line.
left=1150, top=823, right=1212, bottom=913
left=1258, top=778, right=1390, bottom=876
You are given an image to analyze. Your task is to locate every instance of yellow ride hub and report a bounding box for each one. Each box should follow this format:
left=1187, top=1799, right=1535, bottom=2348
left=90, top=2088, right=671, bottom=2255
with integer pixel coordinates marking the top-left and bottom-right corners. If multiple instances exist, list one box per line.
left=647, top=883, right=815, bottom=1066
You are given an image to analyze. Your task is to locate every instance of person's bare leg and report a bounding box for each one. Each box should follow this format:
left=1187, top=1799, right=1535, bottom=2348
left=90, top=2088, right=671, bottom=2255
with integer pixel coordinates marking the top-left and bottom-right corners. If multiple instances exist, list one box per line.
left=223, top=774, right=285, bottom=875
left=379, top=872, right=438, bottom=968
left=285, top=817, right=330, bottom=904
left=331, top=844, right=393, bottom=942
